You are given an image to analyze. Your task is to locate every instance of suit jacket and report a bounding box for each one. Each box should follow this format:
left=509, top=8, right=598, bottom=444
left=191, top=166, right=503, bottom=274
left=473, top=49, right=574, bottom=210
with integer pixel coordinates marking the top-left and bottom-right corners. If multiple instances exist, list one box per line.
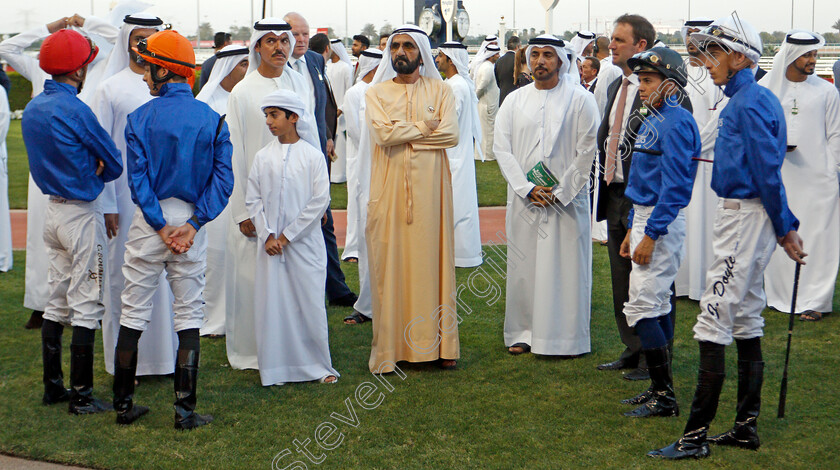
left=595, top=75, right=693, bottom=222
left=301, top=50, right=329, bottom=156
left=585, top=78, right=598, bottom=94
left=494, top=51, right=516, bottom=106
left=323, top=74, right=338, bottom=142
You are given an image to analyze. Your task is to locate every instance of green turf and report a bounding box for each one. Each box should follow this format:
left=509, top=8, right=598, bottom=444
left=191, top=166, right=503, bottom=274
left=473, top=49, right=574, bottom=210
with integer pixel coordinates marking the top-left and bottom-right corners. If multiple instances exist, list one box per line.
left=329, top=160, right=507, bottom=210
left=6, top=72, right=33, bottom=112
left=7, top=127, right=509, bottom=210
left=0, top=247, right=837, bottom=469
left=6, top=120, right=28, bottom=209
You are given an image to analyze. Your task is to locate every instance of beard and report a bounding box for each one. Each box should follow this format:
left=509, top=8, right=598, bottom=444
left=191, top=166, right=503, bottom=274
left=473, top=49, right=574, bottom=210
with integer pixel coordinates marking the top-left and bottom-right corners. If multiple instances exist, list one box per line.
left=129, top=47, right=147, bottom=66
left=796, top=64, right=815, bottom=76
left=392, top=54, right=421, bottom=74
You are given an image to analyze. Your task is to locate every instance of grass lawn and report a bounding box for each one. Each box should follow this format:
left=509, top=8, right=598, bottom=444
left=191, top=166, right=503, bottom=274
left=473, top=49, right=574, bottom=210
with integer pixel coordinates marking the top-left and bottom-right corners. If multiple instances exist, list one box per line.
left=316, top=160, right=508, bottom=210
left=0, top=247, right=838, bottom=469
left=5, top=124, right=508, bottom=210
left=6, top=120, right=28, bottom=209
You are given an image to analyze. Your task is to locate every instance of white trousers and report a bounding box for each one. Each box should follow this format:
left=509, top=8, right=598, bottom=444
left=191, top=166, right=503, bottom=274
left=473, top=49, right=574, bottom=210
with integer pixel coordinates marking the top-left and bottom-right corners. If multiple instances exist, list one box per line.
left=693, top=198, right=776, bottom=345
left=624, top=206, right=686, bottom=328
left=42, top=198, right=106, bottom=330
left=120, top=198, right=207, bottom=333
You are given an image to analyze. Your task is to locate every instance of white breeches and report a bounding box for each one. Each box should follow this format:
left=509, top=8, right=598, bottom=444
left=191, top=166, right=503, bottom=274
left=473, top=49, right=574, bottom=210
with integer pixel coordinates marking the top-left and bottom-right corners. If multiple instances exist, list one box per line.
left=624, top=206, right=686, bottom=328
left=693, top=198, right=776, bottom=345
left=42, top=198, right=106, bottom=330
left=120, top=198, right=207, bottom=333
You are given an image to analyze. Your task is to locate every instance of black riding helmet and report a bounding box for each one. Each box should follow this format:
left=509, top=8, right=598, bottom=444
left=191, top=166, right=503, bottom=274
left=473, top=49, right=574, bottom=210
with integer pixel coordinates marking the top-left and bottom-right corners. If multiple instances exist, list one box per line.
left=627, top=47, right=687, bottom=87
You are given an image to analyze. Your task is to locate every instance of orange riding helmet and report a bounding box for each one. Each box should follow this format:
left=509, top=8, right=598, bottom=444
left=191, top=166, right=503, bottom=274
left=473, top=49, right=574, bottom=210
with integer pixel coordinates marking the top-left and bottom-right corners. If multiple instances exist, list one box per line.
left=133, top=30, right=196, bottom=87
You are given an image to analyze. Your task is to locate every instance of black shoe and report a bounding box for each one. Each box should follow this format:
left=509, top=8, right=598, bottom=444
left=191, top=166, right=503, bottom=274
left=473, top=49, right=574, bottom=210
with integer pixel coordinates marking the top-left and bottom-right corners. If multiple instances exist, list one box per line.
left=174, top=349, right=213, bottom=430
left=707, top=418, right=760, bottom=450
left=625, top=390, right=679, bottom=417
left=623, top=367, right=650, bottom=381
left=25, top=310, right=44, bottom=330
left=42, top=333, right=70, bottom=405
left=329, top=292, right=359, bottom=307
left=114, top=349, right=149, bottom=425
left=708, top=360, right=763, bottom=450
left=597, top=358, right=632, bottom=370
left=650, top=364, right=726, bottom=459
left=621, top=387, right=653, bottom=405
left=648, top=429, right=710, bottom=460
left=625, top=347, right=678, bottom=418
left=68, top=344, right=113, bottom=415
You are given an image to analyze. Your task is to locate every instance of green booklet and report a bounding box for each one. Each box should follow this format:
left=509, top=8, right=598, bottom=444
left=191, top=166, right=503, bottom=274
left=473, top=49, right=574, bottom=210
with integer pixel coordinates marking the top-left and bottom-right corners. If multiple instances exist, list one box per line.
left=526, top=161, right=559, bottom=187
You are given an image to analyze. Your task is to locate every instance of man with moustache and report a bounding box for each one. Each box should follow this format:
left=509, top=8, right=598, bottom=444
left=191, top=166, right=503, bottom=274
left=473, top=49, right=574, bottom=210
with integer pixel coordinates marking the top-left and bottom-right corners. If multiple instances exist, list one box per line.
left=364, top=26, right=460, bottom=373
left=761, top=31, right=840, bottom=322
left=224, top=18, right=310, bottom=370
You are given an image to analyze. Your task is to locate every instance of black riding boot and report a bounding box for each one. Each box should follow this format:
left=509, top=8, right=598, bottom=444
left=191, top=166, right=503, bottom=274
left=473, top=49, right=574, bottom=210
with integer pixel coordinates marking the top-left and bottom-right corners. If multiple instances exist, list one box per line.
left=41, top=321, right=70, bottom=405
left=173, top=349, right=213, bottom=430
left=625, top=346, right=678, bottom=417
left=648, top=368, right=725, bottom=459
left=708, top=360, right=763, bottom=450
left=68, top=343, right=113, bottom=414
left=113, top=349, right=149, bottom=425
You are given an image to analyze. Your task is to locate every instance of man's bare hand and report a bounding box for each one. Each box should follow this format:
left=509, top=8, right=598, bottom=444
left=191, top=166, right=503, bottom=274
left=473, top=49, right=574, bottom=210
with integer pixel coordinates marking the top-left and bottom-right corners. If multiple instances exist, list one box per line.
left=47, top=17, right=71, bottom=33
left=632, top=235, right=655, bottom=266
left=68, top=14, right=85, bottom=27
left=619, top=229, right=631, bottom=259
left=527, top=186, right=556, bottom=207
left=326, top=139, right=336, bottom=161
left=169, top=224, right=197, bottom=254
left=104, top=213, right=119, bottom=239
left=425, top=120, right=440, bottom=132
left=265, top=234, right=283, bottom=256
left=95, top=159, right=105, bottom=176
left=239, top=219, right=257, bottom=238
left=779, top=230, right=807, bottom=264
left=157, top=225, right=177, bottom=248
left=322, top=212, right=328, bottom=226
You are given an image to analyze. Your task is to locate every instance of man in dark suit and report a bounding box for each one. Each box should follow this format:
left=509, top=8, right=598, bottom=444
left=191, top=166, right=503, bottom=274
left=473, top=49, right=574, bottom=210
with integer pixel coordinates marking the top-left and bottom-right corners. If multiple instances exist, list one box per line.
left=595, top=14, right=688, bottom=381
left=494, top=35, right=520, bottom=106
left=285, top=12, right=358, bottom=307
left=580, top=56, right=600, bottom=92
left=309, top=33, right=339, bottom=144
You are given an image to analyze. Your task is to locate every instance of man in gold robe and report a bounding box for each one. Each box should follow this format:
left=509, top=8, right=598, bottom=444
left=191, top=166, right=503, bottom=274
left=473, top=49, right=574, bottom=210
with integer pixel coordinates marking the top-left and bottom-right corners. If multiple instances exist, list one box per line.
left=364, top=25, right=460, bottom=373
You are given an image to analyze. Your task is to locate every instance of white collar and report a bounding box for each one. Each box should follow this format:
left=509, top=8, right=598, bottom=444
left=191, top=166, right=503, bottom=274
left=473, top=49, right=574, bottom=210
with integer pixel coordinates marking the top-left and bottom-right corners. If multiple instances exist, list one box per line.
left=623, top=72, right=640, bottom=85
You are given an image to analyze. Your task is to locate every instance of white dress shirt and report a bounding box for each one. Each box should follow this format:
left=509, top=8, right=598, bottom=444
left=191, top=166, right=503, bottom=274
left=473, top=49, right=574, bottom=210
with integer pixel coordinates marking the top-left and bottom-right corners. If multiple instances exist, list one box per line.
left=606, top=72, right=639, bottom=183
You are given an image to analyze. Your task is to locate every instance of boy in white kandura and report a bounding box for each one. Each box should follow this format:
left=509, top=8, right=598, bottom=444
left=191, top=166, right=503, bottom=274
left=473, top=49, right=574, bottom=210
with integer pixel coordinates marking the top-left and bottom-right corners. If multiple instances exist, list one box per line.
left=246, top=89, right=339, bottom=386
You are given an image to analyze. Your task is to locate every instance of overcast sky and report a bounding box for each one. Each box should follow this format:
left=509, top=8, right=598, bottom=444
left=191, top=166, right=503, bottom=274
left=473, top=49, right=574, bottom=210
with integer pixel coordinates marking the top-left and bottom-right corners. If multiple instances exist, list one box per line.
left=4, top=0, right=840, bottom=37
